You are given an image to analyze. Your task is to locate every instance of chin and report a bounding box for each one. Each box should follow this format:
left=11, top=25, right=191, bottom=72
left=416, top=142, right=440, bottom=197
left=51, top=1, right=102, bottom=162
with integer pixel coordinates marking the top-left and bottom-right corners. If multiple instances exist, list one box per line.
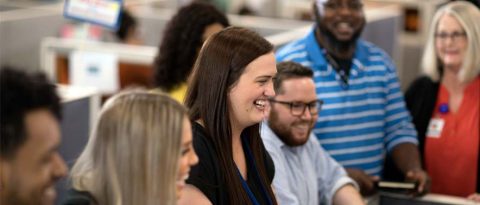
left=251, top=113, right=266, bottom=124
left=176, top=187, right=183, bottom=199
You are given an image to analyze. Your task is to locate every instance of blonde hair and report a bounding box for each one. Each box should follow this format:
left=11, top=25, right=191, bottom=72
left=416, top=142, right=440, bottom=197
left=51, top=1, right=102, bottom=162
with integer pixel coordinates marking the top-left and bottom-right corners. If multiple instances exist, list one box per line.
left=421, top=1, right=480, bottom=83
left=70, top=90, right=187, bottom=205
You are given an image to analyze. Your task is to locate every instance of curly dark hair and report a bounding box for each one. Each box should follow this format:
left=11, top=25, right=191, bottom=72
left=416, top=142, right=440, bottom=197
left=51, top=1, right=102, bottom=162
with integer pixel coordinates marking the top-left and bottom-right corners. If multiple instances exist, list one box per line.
left=153, top=1, right=229, bottom=92
left=0, top=67, right=61, bottom=158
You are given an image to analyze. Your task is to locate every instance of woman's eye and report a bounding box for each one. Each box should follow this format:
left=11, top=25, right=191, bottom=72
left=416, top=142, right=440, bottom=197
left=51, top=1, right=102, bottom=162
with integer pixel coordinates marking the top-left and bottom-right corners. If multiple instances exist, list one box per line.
left=258, top=80, right=268, bottom=84
left=182, top=148, right=190, bottom=155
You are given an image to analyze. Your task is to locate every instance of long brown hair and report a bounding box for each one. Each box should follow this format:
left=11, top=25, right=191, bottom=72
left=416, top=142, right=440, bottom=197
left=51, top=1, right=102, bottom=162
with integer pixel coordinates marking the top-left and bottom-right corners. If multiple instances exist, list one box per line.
left=185, top=27, right=277, bottom=205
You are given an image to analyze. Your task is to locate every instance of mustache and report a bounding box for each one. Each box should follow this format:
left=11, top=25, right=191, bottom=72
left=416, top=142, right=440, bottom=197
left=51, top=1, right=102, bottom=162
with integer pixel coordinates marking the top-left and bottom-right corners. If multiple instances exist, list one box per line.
left=318, top=22, right=364, bottom=50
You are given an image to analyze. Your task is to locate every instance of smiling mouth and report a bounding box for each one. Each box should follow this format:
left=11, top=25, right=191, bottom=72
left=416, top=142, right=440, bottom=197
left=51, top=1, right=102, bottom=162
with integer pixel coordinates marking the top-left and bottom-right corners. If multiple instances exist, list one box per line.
left=42, top=186, right=57, bottom=204
left=176, top=174, right=189, bottom=186
left=254, top=99, right=267, bottom=109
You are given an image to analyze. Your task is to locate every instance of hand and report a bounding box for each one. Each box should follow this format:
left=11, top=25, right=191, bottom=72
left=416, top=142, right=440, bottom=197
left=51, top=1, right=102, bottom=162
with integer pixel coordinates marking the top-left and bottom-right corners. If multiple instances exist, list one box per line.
left=346, top=168, right=379, bottom=196
left=405, top=169, right=430, bottom=195
left=467, top=193, right=480, bottom=202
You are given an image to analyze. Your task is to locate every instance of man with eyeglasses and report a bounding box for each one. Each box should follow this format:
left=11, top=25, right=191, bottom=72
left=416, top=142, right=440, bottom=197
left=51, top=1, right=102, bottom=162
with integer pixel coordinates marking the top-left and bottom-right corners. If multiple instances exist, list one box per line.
left=261, top=62, right=364, bottom=205
left=276, top=0, right=429, bottom=196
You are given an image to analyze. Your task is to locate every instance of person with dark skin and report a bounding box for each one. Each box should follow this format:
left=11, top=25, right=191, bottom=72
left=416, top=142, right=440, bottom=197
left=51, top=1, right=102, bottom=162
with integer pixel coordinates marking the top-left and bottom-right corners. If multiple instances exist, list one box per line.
left=0, top=68, right=68, bottom=205
left=153, top=2, right=229, bottom=102
left=276, top=0, right=430, bottom=196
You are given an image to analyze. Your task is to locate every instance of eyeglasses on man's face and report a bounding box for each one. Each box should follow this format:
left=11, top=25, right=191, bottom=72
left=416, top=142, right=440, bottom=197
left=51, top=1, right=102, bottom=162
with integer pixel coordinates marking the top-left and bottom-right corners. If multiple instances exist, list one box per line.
left=269, top=98, right=324, bottom=116
left=435, top=31, right=466, bottom=42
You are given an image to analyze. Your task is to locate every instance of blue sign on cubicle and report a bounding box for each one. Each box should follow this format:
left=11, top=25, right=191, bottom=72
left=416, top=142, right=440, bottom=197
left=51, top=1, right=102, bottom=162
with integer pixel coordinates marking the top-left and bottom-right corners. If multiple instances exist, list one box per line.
left=63, top=0, right=123, bottom=30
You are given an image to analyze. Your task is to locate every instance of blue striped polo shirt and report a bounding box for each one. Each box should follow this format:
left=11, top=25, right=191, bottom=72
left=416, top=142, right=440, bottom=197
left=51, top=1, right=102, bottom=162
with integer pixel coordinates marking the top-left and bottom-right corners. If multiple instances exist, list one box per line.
left=276, top=29, right=418, bottom=176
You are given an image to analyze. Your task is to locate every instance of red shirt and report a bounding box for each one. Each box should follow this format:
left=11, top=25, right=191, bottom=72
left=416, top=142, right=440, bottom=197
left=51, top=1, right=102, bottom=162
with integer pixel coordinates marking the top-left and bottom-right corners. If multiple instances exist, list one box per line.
left=425, top=76, right=479, bottom=197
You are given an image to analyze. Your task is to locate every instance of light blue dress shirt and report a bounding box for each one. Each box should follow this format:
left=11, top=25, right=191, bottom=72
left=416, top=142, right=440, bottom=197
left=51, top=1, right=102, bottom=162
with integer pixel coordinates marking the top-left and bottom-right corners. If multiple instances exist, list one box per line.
left=261, top=122, right=357, bottom=205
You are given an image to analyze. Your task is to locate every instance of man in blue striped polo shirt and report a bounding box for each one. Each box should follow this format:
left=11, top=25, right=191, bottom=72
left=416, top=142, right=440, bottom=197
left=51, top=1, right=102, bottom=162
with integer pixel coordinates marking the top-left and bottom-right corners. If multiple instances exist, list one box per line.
left=276, top=0, right=430, bottom=196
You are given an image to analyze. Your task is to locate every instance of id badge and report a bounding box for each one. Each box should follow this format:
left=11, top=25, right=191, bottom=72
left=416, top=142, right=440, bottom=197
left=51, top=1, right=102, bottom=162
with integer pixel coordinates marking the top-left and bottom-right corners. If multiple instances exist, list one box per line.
left=426, top=118, right=445, bottom=138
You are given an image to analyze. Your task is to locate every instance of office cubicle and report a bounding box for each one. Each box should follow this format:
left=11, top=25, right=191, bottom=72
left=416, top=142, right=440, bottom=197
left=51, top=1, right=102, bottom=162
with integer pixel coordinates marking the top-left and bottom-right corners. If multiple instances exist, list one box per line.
left=40, top=12, right=313, bottom=91
left=40, top=2, right=400, bottom=90
left=55, top=85, right=101, bottom=205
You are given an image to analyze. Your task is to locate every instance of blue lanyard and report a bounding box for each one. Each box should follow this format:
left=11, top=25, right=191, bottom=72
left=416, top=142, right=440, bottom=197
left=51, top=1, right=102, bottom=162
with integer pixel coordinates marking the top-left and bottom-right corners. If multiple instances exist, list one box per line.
left=235, top=134, right=273, bottom=205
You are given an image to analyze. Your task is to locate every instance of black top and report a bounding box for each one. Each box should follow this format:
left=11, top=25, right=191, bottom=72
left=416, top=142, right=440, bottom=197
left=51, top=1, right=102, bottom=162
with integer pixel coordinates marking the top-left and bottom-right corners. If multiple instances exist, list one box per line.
left=186, top=122, right=275, bottom=205
left=62, top=189, right=96, bottom=205
left=404, top=76, right=440, bottom=156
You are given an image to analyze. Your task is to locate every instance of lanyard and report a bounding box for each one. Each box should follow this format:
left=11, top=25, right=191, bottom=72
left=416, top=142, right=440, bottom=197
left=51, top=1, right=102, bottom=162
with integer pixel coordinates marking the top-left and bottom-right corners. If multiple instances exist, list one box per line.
left=322, top=48, right=350, bottom=89
left=235, top=134, right=273, bottom=205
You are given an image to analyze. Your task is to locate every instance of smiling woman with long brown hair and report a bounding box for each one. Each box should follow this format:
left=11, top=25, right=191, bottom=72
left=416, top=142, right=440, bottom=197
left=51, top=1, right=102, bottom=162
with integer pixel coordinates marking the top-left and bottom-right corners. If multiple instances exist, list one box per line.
left=179, top=27, right=278, bottom=205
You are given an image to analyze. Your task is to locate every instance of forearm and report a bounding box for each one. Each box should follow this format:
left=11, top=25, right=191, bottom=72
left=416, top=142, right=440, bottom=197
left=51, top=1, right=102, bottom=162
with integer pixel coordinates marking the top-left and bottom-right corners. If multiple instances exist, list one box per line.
left=332, top=185, right=365, bottom=205
left=391, top=143, right=423, bottom=174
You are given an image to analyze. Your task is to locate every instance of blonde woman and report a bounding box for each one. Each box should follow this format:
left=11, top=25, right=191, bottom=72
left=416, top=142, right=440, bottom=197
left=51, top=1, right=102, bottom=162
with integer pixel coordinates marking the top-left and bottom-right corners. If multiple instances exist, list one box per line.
left=62, top=90, right=198, bottom=205
left=405, top=1, right=480, bottom=200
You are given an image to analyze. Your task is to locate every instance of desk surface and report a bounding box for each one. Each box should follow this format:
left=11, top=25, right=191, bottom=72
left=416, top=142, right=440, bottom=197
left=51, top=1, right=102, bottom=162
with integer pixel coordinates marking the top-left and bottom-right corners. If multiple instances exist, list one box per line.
left=366, top=193, right=480, bottom=205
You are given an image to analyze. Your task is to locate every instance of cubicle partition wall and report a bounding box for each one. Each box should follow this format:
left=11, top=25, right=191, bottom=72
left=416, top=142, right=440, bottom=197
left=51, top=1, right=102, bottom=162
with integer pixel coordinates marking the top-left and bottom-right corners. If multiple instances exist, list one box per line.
left=41, top=4, right=400, bottom=92
left=40, top=12, right=314, bottom=93
left=42, top=38, right=157, bottom=92
left=55, top=85, right=101, bottom=205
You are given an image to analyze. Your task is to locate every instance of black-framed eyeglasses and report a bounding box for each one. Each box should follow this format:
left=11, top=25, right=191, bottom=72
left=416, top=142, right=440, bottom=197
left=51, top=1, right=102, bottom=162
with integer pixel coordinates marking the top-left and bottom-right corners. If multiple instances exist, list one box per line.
left=269, top=98, right=324, bottom=116
left=435, top=31, right=466, bottom=42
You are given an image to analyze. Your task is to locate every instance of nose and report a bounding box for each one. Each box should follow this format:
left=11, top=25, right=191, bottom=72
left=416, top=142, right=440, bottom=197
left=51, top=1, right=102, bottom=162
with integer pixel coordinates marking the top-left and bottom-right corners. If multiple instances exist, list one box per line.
left=190, top=150, right=199, bottom=166
left=53, top=153, right=68, bottom=179
left=264, top=81, right=276, bottom=97
left=444, top=36, right=455, bottom=46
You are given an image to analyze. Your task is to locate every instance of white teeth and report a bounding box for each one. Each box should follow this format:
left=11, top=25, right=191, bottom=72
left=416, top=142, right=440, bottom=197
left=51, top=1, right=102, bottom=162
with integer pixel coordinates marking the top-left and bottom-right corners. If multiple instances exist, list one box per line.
left=337, top=22, right=353, bottom=32
left=255, top=100, right=266, bottom=107
left=338, top=22, right=350, bottom=28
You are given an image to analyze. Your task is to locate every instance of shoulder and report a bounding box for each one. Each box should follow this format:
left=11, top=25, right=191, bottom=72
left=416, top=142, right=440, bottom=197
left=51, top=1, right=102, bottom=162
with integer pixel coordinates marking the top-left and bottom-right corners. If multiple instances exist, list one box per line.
left=406, top=76, right=438, bottom=95
left=357, top=40, right=396, bottom=71
left=358, top=40, right=389, bottom=57
left=187, top=122, right=222, bottom=203
left=410, top=76, right=437, bottom=88
left=191, top=122, right=217, bottom=167
left=276, top=36, right=309, bottom=61
left=260, top=124, right=282, bottom=153
left=61, top=189, right=96, bottom=205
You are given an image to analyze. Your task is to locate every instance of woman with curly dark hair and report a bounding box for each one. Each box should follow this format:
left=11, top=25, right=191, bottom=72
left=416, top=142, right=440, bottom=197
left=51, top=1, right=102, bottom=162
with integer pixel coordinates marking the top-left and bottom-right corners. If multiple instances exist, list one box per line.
left=153, top=1, right=229, bottom=102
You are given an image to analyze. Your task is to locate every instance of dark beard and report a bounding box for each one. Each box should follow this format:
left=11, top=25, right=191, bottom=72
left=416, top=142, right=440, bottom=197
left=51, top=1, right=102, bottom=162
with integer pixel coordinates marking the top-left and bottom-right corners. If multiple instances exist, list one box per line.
left=316, top=22, right=364, bottom=58
left=268, top=111, right=310, bottom=147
